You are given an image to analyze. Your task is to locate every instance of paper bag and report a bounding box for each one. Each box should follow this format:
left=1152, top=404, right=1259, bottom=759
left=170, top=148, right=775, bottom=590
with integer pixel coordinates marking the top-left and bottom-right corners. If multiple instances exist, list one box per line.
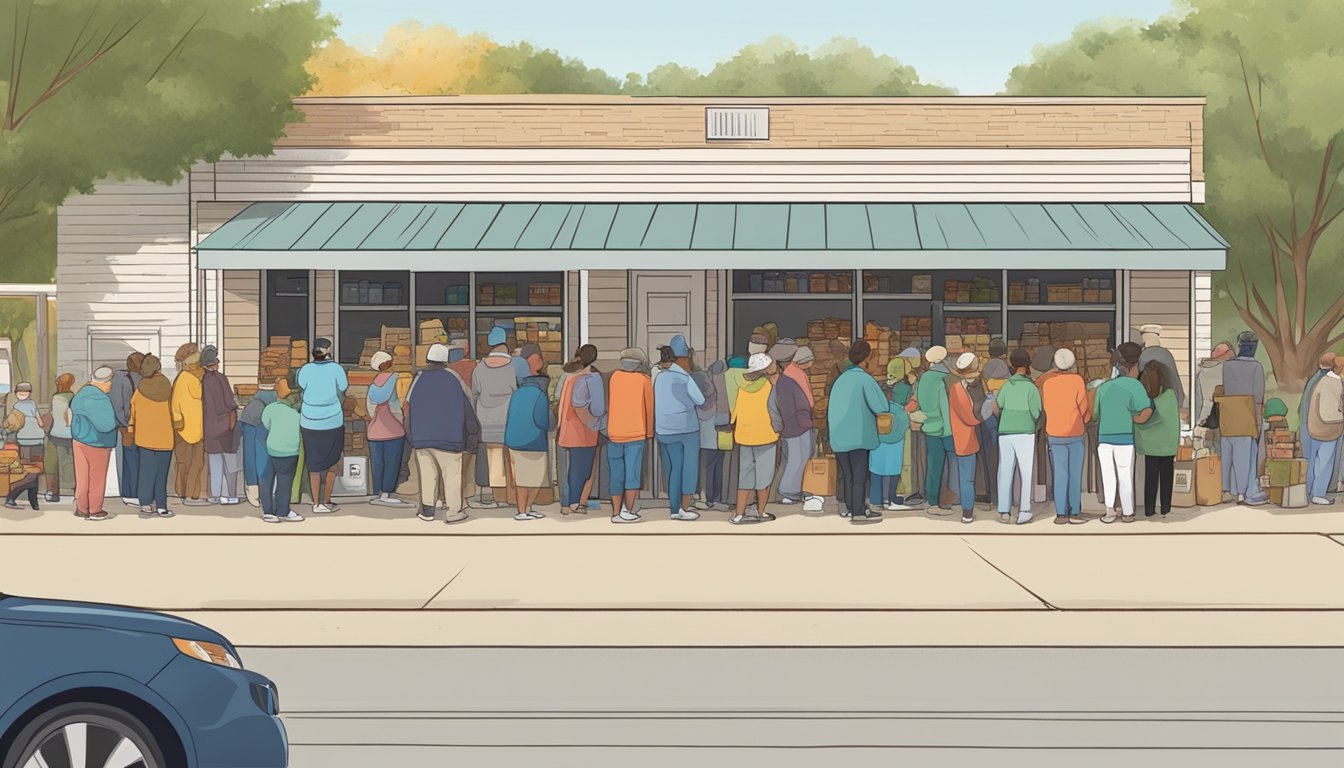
left=802, top=457, right=836, bottom=497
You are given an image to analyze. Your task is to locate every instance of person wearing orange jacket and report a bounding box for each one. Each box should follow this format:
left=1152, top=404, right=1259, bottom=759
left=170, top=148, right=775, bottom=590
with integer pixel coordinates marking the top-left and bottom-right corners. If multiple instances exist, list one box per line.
left=605, top=347, right=654, bottom=523
left=128, top=354, right=177, bottom=518
left=947, top=353, right=983, bottom=524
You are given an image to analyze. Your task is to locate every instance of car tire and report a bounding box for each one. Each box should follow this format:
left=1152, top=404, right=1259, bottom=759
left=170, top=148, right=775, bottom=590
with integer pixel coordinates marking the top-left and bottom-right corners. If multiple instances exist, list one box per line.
left=2, top=701, right=167, bottom=768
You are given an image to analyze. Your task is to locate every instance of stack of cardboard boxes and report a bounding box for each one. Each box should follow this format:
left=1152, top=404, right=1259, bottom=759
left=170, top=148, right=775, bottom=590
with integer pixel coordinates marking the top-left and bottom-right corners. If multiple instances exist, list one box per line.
left=258, top=337, right=294, bottom=384
left=1015, top=322, right=1112, bottom=382
left=514, top=317, right=565, bottom=362
left=944, top=316, right=991, bottom=364
left=861, top=321, right=901, bottom=377
left=899, top=316, right=933, bottom=351
left=380, top=325, right=414, bottom=374
left=1263, top=411, right=1306, bottom=507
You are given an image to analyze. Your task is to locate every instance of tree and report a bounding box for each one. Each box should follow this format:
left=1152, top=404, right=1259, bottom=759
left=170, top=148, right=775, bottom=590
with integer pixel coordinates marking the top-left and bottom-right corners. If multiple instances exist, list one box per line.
left=306, top=22, right=498, bottom=97
left=1004, top=0, right=1344, bottom=392
left=626, top=36, right=954, bottom=96
left=0, top=0, right=334, bottom=278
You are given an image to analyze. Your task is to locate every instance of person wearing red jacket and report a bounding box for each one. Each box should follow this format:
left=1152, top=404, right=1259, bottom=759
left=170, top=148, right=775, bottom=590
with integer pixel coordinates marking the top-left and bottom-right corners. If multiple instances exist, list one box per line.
left=947, top=353, right=983, bottom=524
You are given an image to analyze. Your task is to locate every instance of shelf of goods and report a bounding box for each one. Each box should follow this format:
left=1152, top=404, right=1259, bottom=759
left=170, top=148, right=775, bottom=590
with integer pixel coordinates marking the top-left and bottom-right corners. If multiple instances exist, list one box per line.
left=944, top=316, right=992, bottom=363
left=475, top=315, right=564, bottom=361
left=340, top=278, right=405, bottom=306
left=478, top=281, right=563, bottom=307
left=1008, top=277, right=1113, bottom=306
left=740, top=271, right=854, bottom=295
left=1011, top=321, right=1113, bottom=382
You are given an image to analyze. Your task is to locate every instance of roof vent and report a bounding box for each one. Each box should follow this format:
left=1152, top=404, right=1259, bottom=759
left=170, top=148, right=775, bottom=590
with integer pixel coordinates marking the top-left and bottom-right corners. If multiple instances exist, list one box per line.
left=706, top=107, right=769, bottom=141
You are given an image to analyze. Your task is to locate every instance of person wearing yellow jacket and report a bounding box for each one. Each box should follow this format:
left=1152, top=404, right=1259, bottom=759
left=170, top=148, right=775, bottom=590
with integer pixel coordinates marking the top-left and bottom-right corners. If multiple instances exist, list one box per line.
left=128, top=354, right=176, bottom=518
left=171, top=345, right=208, bottom=506
left=730, top=353, right=783, bottom=525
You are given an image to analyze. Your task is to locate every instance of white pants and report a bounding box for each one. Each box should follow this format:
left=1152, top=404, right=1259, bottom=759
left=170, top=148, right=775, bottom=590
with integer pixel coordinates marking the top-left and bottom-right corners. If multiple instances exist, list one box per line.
left=997, top=433, right=1035, bottom=514
left=1098, top=443, right=1136, bottom=517
left=416, top=448, right=464, bottom=512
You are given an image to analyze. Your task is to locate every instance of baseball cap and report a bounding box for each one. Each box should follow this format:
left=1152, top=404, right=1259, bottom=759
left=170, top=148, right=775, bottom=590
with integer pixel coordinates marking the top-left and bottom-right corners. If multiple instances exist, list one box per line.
left=925, top=346, right=948, bottom=365
left=487, top=326, right=508, bottom=347
left=313, top=338, right=333, bottom=354
left=662, top=335, right=690, bottom=358
left=92, top=366, right=114, bottom=383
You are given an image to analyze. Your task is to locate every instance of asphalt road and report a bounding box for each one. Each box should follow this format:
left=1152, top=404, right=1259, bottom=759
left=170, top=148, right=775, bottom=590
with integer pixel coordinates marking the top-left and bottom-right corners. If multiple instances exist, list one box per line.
left=244, top=646, right=1344, bottom=768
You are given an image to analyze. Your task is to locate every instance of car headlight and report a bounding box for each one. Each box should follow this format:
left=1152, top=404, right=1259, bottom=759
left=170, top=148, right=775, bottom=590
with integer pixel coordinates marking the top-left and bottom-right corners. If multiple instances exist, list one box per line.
left=173, top=637, right=242, bottom=669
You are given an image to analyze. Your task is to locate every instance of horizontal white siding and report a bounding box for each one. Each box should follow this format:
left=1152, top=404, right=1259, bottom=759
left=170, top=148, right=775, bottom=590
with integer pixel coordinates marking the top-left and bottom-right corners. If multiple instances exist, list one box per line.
left=211, top=148, right=1193, bottom=203
left=57, top=179, right=191, bottom=380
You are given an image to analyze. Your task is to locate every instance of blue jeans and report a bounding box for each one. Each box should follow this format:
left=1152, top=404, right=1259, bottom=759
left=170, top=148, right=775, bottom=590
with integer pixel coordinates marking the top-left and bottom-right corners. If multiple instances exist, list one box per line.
left=262, top=454, right=298, bottom=518
left=869, top=474, right=900, bottom=506
left=1221, top=436, right=1267, bottom=503
left=1048, top=436, right=1085, bottom=516
left=955, top=454, right=976, bottom=513
left=1303, top=433, right=1320, bottom=495
left=369, top=438, right=405, bottom=496
left=136, top=448, right=171, bottom=511
left=606, top=440, right=645, bottom=496
left=119, top=439, right=140, bottom=499
left=1308, top=438, right=1337, bottom=499
left=657, top=432, right=700, bottom=512
left=241, top=423, right=271, bottom=487
left=563, top=445, right=597, bottom=507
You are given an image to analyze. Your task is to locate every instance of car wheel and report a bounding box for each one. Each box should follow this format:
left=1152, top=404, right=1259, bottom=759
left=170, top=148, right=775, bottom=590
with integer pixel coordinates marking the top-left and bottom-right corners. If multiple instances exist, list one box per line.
left=2, top=702, right=167, bottom=768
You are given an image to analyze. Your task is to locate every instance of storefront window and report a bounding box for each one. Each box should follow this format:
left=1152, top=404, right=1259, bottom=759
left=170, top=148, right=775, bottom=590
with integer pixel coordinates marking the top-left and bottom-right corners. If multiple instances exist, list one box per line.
left=473, top=271, right=564, bottom=358
left=265, top=270, right=310, bottom=346
left=730, top=270, right=855, bottom=356
left=414, top=272, right=471, bottom=353
left=1007, top=270, right=1118, bottom=381
left=337, top=270, right=410, bottom=366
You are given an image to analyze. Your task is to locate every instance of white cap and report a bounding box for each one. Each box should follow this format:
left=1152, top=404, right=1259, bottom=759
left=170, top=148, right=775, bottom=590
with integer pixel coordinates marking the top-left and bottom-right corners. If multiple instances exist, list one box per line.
left=955, top=352, right=978, bottom=370
left=92, top=366, right=114, bottom=382
left=1139, top=324, right=1163, bottom=335
left=426, top=343, right=451, bottom=364
left=370, top=350, right=392, bottom=370
left=746, top=353, right=773, bottom=374
left=1054, top=348, right=1077, bottom=370
left=925, top=345, right=948, bottom=364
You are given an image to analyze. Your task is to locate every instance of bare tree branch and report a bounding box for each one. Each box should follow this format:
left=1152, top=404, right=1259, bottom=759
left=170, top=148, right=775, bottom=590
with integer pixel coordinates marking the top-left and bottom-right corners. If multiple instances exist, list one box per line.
left=3, top=0, right=31, bottom=131
left=147, top=12, right=205, bottom=85
left=1237, top=50, right=1276, bottom=176
left=1261, top=217, right=1295, bottom=341
left=1236, top=259, right=1276, bottom=336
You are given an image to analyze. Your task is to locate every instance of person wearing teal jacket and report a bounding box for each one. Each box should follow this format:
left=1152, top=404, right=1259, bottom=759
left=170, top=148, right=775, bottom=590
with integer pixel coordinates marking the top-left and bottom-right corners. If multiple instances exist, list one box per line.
left=869, top=358, right=914, bottom=510
left=915, top=346, right=953, bottom=514
left=993, top=349, right=1042, bottom=524
left=827, top=341, right=890, bottom=521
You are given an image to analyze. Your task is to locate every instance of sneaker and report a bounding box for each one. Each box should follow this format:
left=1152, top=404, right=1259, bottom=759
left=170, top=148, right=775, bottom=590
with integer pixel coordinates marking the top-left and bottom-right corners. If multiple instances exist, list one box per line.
left=693, top=500, right=710, bottom=510
left=1016, top=512, right=1034, bottom=525
left=526, top=510, right=545, bottom=519
left=514, top=512, right=540, bottom=521
left=778, top=497, right=801, bottom=505
left=122, top=497, right=139, bottom=507
left=417, top=508, right=436, bottom=522
left=903, top=493, right=926, bottom=505
left=1120, top=514, right=1137, bottom=523
left=468, top=498, right=505, bottom=509
left=375, top=496, right=413, bottom=508
left=1221, top=492, right=1236, bottom=504
left=183, top=498, right=212, bottom=507
left=219, top=497, right=241, bottom=505
left=925, top=506, right=954, bottom=517
left=1243, top=498, right=1268, bottom=507
left=311, top=503, right=334, bottom=515
left=207, top=497, right=221, bottom=504
left=998, top=512, right=1012, bottom=524
left=262, top=514, right=281, bottom=523
left=85, top=511, right=109, bottom=521
left=671, top=509, right=700, bottom=521
left=1311, top=496, right=1334, bottom=505
left=444, top=510, right=468, bottom=524
left=1053, top=515, right=1070, bottom=525
left=1068, top=516, right=1089, bottom=525
left=961, top=514, right=974, bottom=524
left=44, top=492, right=59, bottom=503
left=850, top=512, right=882, bottom=524
left=326, top=502, right=342, bottom=512
left=611, top=510, right=641, bottom=524
left=154, top=508, right=176, bottom=518
left=280, top=511, right=304, bottom=522
left=1100, top=514, right=1119, bottom=524
left=729, top=514, right=761, bottom=525
left=802, top=497, right=825, bottom=512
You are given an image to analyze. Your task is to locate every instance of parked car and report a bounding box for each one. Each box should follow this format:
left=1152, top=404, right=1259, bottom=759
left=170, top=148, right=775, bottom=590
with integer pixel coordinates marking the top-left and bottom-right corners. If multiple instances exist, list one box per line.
left=0, top=593, right=286, bottom=768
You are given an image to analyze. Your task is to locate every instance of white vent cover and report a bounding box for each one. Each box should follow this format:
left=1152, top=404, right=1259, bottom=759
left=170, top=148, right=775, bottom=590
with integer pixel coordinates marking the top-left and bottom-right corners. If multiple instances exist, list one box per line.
left=705, top=107, right=769, bottom=141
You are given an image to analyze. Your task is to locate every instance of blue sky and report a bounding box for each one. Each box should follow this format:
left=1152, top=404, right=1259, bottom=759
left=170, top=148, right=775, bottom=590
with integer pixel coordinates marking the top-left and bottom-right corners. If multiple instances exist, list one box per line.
left=318, top=0, right=1178, bottom=94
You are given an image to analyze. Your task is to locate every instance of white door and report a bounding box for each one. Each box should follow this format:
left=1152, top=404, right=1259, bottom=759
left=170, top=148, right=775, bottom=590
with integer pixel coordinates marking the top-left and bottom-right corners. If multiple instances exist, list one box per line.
left=630, top=271, right=706, bottom=360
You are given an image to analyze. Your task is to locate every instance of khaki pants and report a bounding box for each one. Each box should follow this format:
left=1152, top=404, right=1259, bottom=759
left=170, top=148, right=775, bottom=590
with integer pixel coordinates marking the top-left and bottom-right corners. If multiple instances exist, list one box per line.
left=173, top=436, right=204, bottom=500
left=415, top=448, right=464, bottom=512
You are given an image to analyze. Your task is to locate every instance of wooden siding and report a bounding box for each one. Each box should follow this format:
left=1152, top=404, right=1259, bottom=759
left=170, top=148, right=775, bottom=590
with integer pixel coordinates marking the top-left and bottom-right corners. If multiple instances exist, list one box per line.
left=587, top=270, right=629, bottom=359
left=705, top=271, right=721, bottom=364
left=212, top=147, right=1195, bottom=203
left=221, top=271, right=261, bottom=386
left=1130, top=270, right=1193, bottom=397
left=1193, top=270, right=1213, bottom=368
left=56, top=179, right=191, bottom=380
left=315, top=270, right=335, bottom=349
left=278, top=97, right=1205, bottom=181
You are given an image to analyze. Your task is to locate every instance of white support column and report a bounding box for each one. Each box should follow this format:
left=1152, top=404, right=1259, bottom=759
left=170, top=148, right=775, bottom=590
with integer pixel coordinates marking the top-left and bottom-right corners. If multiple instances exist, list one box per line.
left=579, top=269, right=590, bottom=345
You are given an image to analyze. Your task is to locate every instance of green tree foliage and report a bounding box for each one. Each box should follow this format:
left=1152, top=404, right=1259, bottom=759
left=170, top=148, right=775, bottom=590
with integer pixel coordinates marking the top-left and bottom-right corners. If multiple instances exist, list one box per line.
left=626, top=36, right=953, bottom=96
left=1004, top=0, right=1344, bottom=391
left=0, top=0, right=334, bottom=280
left=466, top=41, right=622, bottom=94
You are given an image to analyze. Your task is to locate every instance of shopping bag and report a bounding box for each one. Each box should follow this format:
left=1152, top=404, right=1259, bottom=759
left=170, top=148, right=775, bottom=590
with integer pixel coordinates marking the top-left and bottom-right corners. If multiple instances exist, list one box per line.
left=876, top=413, right=893, bottom=435
left=802, top=457, right=836, bottom=496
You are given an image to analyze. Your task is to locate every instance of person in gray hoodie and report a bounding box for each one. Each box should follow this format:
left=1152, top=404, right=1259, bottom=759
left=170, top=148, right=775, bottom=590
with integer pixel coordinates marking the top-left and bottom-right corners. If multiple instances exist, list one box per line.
left=111, top=352, right=144, bottom=507
left=469, top=326, right=519, bottom=509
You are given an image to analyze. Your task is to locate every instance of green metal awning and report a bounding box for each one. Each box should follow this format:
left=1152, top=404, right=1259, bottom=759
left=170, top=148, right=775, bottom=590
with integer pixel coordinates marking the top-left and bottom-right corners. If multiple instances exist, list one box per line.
left=196, top=202, right=1227, bottom=271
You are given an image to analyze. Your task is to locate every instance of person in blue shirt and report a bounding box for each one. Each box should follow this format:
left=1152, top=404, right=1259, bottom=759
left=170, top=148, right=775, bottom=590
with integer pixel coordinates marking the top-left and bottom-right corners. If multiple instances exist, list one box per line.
left=296, top=337, right=348, bottom=515
left=69, top=367, right=120, bottom=521
left=653, top=338, right=705, bottom=520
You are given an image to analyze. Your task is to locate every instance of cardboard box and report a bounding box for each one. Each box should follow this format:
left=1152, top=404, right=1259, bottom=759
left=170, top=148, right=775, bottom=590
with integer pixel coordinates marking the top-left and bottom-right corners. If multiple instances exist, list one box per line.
left=1171, top=461, right=1197, bottom=508
left=802, top=457, right=837, bottom=497
left=1265, top=458, right=1307, bottom=487
left=1269, top=484, right=1308, bottom=508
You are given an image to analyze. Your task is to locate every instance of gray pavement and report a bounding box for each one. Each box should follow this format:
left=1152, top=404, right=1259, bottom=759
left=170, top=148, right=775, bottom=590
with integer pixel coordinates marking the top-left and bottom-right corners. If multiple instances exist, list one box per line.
left=252, top=647, right=1344, bottom=767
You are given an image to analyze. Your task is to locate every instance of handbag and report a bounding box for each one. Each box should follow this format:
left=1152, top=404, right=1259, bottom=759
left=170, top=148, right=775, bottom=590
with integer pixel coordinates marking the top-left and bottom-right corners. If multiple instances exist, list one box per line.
left=876, top=412, right=893, bottom=435
left=1199, top=400, right=1220, bottom=430
left=715, top=424, right=734, bottom=451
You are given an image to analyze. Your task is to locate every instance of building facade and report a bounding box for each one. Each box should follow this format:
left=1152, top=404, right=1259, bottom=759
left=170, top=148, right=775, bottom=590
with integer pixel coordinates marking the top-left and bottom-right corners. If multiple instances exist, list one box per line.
left=58, top=95, right=1224, bottom=445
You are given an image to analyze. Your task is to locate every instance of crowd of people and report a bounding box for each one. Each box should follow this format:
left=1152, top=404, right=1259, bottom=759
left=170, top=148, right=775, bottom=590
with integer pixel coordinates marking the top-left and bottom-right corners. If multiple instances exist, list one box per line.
left=4, top=322, right=1309, bottom=526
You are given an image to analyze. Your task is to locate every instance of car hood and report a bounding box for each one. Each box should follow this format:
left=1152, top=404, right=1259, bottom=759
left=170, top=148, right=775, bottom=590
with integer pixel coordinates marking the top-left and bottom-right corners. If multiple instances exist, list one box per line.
left=0, top=596, right=231, bottom=647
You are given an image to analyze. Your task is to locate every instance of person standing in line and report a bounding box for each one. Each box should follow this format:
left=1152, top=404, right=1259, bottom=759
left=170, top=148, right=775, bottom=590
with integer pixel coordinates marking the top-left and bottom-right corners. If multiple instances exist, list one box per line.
left=406, top=343, right=480, bottom=523
left=1305, top=354, right=1344, bottom=505
left=127, top=355, right=176, bottom=519
left=947, top=354, right=983, bottom=524
left=731, top=353, right=782, bottom=525
left=68, top=367, right=119, bottom=521
left=367, top=351, right=412, bottom=508
left=1094, top=342, right=1154, bottom=524
left=689, top=359, right=717, bottom=512
left=978, top=338, right=1011, bottom=509
left=170, top=344, right=208, bottom=506
left=869, top=357, right=914, bottom=512
left=915, top=346, right=954, bottom=515
left=827, top=341, right=888, bottom=522
left=469, top=326, right=518, bottom=510
left=894, top=347, right=926, bottom=506
left=655, top=342, right=705, bottom=521
left=44, top=373, right=76, bottom=503
left=1041, top=349, right=1091, bottom=525
left=238, top=381, right=277, bottom=508
left=994, top=349, right=1042, bottom=525
left=259, top=380, right=305, bottom=523
left=296, top=338, right=348, bottom=515
left=772, top=339, right=814, bottom=508
left=699, top=359, right=732, bottom=512
left=1136, top=361, right=1181, bottom=518
left=200, top=346, right=242, bottom=505
left=7, top=382, right=45, bottom=462
left=1195, top=341, right=1236, bottom=502
left=606, top=347, right=653, bottom=523
left=503, top=360, right=552, bottom=521
left=557, top=344, right=605, bottom=515
left=1137, top=324, right=1186, bottom=415
left=1220, top=331, right=1269, bottom=506
left=111, top=352, right=144, bottom=508
left=1300, top=352, right=1335, bottom=504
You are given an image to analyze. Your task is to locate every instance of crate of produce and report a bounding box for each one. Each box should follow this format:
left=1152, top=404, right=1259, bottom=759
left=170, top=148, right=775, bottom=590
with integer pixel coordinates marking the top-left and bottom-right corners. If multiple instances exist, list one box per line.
left=809, top=273, right=828, bottom=293
left=911, top=274, right=932, bottom=294
left=527, top=284, right=563, bottom=306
